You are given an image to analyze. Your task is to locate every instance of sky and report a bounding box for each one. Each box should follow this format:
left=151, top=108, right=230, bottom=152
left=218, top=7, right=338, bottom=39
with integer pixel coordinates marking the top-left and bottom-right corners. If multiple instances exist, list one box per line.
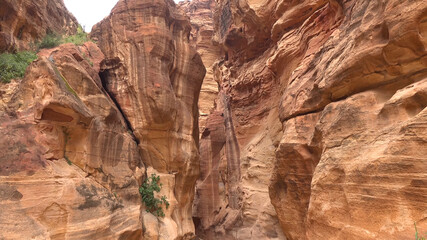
left=64, top=0, right=119, bottom=32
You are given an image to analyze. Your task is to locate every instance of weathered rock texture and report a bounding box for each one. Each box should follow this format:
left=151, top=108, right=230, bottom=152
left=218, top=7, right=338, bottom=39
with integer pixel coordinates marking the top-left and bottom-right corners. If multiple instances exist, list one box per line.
left=194, top=0, right=427, bottom=239
left=2, top=0, right=427, bottom=239
left=179, top=0, right=222, bottom=134
left=91, top=0, right=206, bottom=238
left=190, top=0, right=286, bottom=238
left=0, top=0, right=205, bottom=239
left=0, top=43, right=145, bottom=239
left=0, top=0, right=78, bottom=52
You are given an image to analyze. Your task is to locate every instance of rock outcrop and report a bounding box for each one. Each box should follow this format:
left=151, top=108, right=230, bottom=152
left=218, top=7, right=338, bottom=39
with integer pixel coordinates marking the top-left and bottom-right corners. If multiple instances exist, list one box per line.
left=0, top=0, right=78, bottom=52
left=195, top=0, right=427, bottom=239
left=91, top=0, right=206, bottom=238
left=0, top=43, right=144, bottom=239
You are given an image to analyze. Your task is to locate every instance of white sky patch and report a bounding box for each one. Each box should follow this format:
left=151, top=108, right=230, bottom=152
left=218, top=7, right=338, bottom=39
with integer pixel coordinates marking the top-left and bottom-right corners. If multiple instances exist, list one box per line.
left=64, top=0, right=119, bottom=32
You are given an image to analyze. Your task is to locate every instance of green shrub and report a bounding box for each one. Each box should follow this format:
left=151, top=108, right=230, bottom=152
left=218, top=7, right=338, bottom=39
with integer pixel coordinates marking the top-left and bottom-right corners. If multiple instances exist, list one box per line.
left=0, top=51, right=37, bottom=83
left=37, top=33, right=62, bottom=49
left=63, top=25, right=89, bottom=46
left=139, top=173, right=170, bottom=217
left=37, top=25, right=90, bottom=50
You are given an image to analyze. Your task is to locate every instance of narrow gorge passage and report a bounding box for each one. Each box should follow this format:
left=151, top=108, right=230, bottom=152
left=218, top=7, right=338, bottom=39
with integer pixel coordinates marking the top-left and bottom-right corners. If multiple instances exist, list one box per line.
left=0, top=0, right=426, bottom=239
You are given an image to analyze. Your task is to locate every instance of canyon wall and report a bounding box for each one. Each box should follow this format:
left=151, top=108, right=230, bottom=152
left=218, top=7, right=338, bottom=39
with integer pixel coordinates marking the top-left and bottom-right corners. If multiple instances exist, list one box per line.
left=1, top=0, right=427, bottom=239
left=0, top=42, right=144, bottom=239
left=187, top=0, right=286, bottom=238
left=179, top=0, right=222, bottom=134
left=192, top=0, right=427, bottom=239
left=90, top=0, right=206, bottom=238
left=0, top=0, right=78, bottom=52
left=0, top=0, right=205, bottom=239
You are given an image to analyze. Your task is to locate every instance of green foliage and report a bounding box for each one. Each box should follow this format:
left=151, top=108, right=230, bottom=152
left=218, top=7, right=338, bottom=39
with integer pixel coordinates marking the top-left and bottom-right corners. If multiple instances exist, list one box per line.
left=63, top=25, right=90, bottom=46
left=415, top=223, right=427, bottom=240
left=139, top=173, right=170, bottom=217
left=37, top=33, right=62, bottom=49
left=37, top=25, right=90, bottom=50
left=0, top=51, right=37, bottom=83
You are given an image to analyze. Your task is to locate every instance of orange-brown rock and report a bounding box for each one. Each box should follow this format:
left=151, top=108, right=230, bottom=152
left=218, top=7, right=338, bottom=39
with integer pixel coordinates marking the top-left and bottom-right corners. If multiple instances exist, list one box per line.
left=269, top=0, right=427, bottom=239
left=91, top=0, right=206, bottom=238
left=196, top=0, right=427, bottom=239
left=0, top=0, right=78, bottom=52
left=191, top=0, right=286, bottom=236
left=179, top=0, right=222, bottom=134
left=0, top=43, right=144, bottom=239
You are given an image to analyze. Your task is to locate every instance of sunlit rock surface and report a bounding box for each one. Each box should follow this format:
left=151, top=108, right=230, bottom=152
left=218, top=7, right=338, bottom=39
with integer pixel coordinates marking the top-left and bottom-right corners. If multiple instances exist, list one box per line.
left=1, top=0, right=426, bottom=239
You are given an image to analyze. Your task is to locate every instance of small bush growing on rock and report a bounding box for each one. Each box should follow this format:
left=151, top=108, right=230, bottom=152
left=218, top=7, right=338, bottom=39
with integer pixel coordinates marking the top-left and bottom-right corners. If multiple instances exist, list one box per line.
left=0, top=51, right=37, bottom=83
left=139, top=173, right=170, bottom=217
left=37, top=32, right=62, bottom=49
left=37, top=25, right=90, bottom=50
left=63, top=25, right=89, bottom=46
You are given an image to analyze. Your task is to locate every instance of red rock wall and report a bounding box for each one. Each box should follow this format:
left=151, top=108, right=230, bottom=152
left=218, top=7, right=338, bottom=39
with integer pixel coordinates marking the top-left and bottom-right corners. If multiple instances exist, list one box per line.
left=1, top=0, right=426, bottom=239
left=179, top=0, right=222, bottom=134
left=0, top=0, right=206, bottom=239
left=194, top=0, right=427, bottom=239
left=0, top=43, right=144, bottom=239
left=91, top=0, right=206, bottom=238
left=0, top=0, right=78, bottom=51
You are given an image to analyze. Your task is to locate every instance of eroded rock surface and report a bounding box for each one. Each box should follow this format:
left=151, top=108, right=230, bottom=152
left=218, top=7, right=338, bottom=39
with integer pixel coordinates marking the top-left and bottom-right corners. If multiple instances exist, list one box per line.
left=91, top=0, right=206, bottom=238
left=0, top=0, right=78, bottom=51
left=195, top=0, right=427, bottom=239
left=0, top=43, right=144, bottom=239
left=191, top=0, right=286, bottom=237
left=1, top=0, right=426, bottom=239
left=179, top=0, right=222, bottom=134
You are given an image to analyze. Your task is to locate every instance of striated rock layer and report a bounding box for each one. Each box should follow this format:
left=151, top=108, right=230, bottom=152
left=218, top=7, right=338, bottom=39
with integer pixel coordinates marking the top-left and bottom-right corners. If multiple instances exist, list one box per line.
left=190, top=0, right=285, bottom=238
left=0, top=0, right=78, bottom=52
left=270, top=0, right=427, bottom=239
left=0, top=43, right=144, bottom=239
left=0, top=0, right=206, bottom=239
left=195, top=0, right=427, bottom=239
left=179, top=0, right=222, bottom=135
left=91, top=0, right=206, bottom=238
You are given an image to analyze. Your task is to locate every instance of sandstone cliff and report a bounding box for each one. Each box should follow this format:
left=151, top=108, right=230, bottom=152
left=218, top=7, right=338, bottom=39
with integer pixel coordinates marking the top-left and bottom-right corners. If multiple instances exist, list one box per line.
left=0, top=42, right=144, bottom=239
left=0, top=0, right=78, bottom=52
left=1, top=0, right=427, bottom=239
left=91, top=0, right=206, bottom=238
left=0, top=0, right=205, bottom=239
left=179, top=0, right=222, bottom=134
left=194, top=0, right=427, bottom=239
left=186, top=0, right=285, bottom=238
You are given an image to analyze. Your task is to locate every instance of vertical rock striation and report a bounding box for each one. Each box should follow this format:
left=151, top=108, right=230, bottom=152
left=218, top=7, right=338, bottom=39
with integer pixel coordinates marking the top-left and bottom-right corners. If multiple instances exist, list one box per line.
left=91, top=0, right=206, bottom=238
left=179, top=0, right=222, bottom=134
left=200, top=0, right=427, bottom=239
left=1, top=0, right=427, bottom=239
left=0, top=0, right=205, bottom=238
left=190, top=0, right=286, bottom=238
